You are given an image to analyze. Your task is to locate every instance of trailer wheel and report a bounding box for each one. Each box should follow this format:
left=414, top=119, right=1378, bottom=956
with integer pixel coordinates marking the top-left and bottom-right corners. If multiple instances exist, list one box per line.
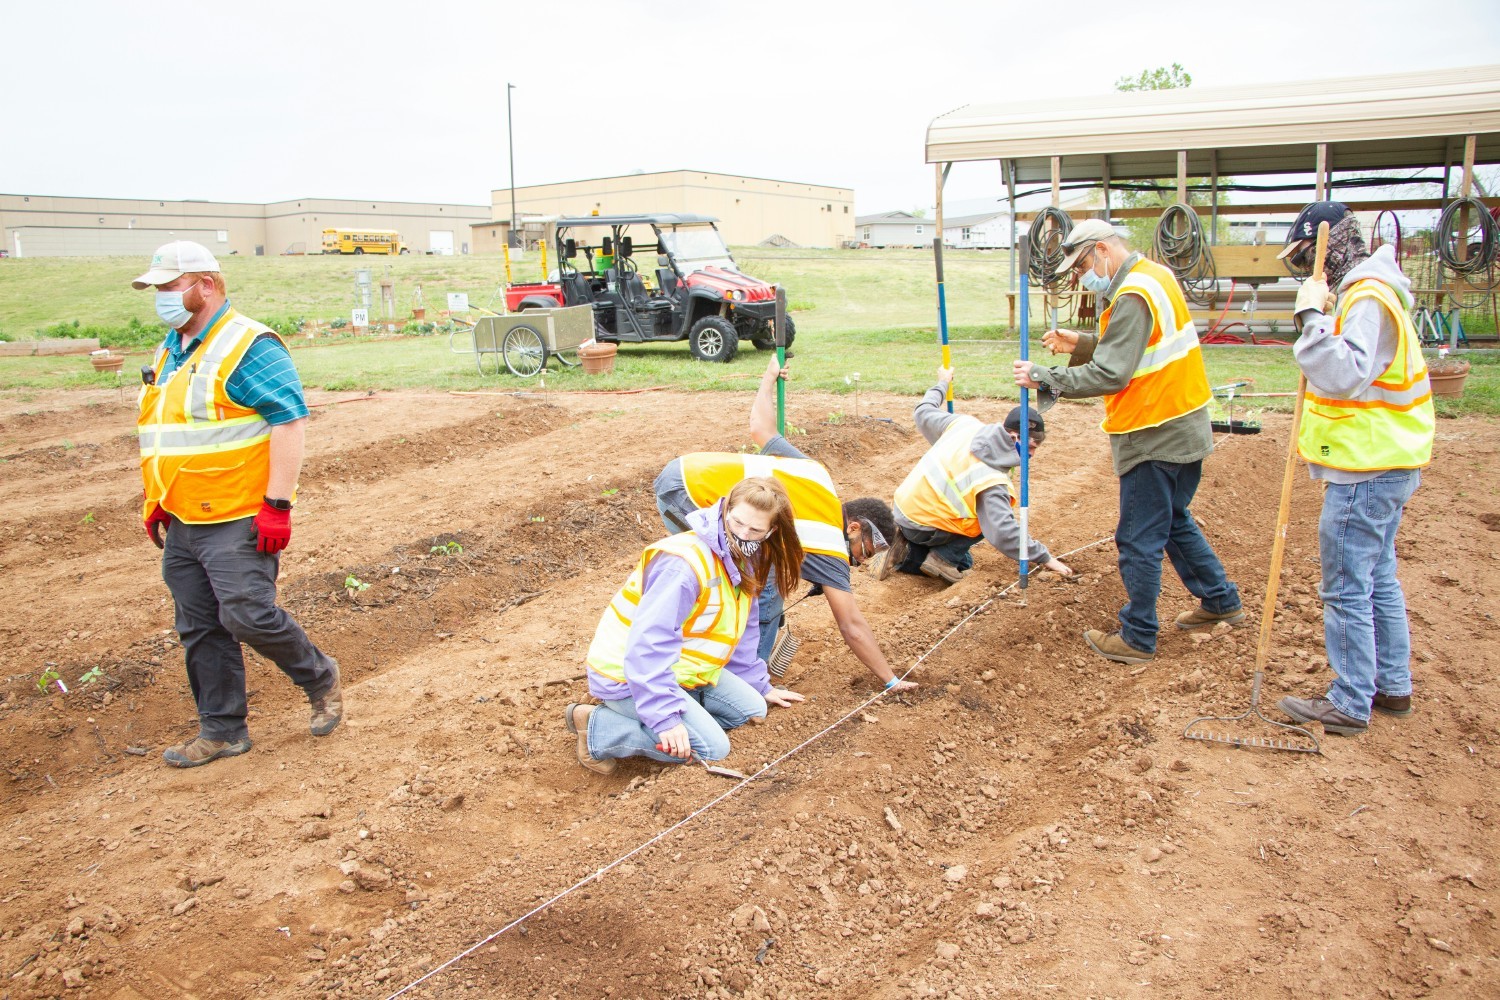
left=689, top=316, right=739, bottom=363
left=502, top=324, right=547, bottom=377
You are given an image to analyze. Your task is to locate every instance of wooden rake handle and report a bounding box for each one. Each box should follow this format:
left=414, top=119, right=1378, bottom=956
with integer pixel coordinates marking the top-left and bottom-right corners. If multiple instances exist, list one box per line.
left=1253, top=220, right=1328, bottom=672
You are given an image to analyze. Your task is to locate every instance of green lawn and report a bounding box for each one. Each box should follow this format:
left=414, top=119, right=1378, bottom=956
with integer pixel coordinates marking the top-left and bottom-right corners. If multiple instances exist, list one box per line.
left=1, top=250, right=1495, bottom=417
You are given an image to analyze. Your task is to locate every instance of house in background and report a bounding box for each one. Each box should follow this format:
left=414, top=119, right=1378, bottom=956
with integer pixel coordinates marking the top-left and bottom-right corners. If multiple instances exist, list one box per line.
left=941, top=211, right=1013, bottom=249
left=855, top=211, right=932, bottom=248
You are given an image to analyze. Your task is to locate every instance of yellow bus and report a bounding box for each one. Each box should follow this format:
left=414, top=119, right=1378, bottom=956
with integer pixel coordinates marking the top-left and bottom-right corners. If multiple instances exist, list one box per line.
left=321, top=229, right=407, bottom=255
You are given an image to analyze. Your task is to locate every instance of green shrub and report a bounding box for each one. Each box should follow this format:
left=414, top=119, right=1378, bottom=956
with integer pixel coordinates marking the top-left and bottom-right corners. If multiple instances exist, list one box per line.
left=33, top=317, right=165, bottom=349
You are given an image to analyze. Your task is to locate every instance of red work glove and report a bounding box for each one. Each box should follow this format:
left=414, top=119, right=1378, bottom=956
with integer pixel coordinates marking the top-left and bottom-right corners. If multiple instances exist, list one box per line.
left=145, top=505, right=171, bottom=549
left=253, top=501, right=292, bottom=554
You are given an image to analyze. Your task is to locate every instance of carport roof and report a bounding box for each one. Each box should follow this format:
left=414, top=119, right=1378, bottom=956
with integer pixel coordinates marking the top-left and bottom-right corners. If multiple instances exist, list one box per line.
left=926, top=66, right=1500, bottom=184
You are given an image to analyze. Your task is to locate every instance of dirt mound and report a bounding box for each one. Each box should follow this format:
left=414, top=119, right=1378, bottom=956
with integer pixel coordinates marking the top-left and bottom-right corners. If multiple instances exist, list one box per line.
left=1, top=388, right=1497, bottom=999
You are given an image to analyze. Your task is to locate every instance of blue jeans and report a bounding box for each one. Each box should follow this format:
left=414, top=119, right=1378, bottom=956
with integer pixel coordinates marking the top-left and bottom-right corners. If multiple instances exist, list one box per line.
left=1116, top=460, right=1240, bottom=653
left=587, top=669, right=767, bottom=763
left=895, top=526, right=982, bottom=574
left=1319, top=470, right=1419, bottom=722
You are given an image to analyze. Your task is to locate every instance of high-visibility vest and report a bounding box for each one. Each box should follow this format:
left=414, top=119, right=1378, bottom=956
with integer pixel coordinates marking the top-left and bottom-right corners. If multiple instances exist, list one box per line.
left=1099, top=259, right=1212, bottom=434
left=587, top=532, right=752, bottom=690
left=893, top=415, right=1013, bottom=537
left=138, top=309, right=281, bottom=523
left=681, top=452, right=848, bottom=561
left=1297, top=278, right=1434, bottom=471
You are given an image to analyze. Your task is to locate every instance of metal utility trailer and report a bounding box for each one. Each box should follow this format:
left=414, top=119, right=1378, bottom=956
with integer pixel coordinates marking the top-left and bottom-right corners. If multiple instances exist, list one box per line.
left=471, top=305, right=594, bottom=377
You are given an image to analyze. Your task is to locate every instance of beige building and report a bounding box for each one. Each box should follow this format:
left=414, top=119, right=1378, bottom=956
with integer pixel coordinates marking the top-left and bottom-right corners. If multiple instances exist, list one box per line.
left=0, top=194, right=490, bottom=258
left=483, top=169, right=854, bottom=251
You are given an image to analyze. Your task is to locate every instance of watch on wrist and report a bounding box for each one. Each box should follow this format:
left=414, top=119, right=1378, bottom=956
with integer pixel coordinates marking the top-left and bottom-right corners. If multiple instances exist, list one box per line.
left=263, top=496, right=293, bottom=511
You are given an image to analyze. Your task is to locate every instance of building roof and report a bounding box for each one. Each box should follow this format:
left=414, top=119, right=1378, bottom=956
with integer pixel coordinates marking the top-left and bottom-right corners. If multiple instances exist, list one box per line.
left=941, top=211, right=1009, bottom=228
left=856, top=211, right=929, bottom=225
left=926, top=65, right=1500, bottom=184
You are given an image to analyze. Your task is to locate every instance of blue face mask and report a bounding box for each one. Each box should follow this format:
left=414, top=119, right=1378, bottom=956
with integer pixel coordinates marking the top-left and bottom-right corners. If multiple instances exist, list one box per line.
left=1080, top=268, right=1112, bottom=294
left=155, top=290, right=194, bottom=330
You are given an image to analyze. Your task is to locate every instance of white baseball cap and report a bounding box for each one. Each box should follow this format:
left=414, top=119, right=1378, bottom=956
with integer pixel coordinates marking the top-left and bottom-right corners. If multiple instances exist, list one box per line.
left=1056, top=218, right=1122, bottom=274
left=131, top=241, right=221, bottom=289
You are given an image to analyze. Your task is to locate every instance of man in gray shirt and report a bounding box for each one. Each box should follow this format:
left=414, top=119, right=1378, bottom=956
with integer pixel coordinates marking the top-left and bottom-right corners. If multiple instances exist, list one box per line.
left=1014, top=219, right=1242, bottom=665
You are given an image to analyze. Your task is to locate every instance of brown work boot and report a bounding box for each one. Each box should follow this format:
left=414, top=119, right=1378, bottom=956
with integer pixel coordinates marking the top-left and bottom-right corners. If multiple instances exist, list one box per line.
left=1372, top=693, right=1413, bottom=718
left=565, top=703, right=616, bottom=775
left=1174, top=604, right=1247, bottom=630
left=163, top=735, right=252, bottom=768
left=875, top=529, right=908, bottom=581
left=1277, top=696, right=1368, bottom=736
left=1083, top=628, right=1154, bottom=665
left=309, top=662, right=343, bottom=737
left=919, top=553, right=963, bottom=584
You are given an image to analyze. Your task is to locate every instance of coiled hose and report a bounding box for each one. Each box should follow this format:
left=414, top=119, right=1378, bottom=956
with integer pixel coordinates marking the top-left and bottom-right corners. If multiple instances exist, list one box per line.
left=1436, top=196, right=1499, bottom=289
left=1154, top=204, right=1217, bottom=305
left=1027, top=206, right=1073, bottom=289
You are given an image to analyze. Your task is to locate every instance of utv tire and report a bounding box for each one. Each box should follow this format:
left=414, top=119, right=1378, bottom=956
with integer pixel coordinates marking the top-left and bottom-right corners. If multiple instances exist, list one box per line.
left=751, top=315, right=796, bottom=352
left=689, top=316, right=739, bottom=364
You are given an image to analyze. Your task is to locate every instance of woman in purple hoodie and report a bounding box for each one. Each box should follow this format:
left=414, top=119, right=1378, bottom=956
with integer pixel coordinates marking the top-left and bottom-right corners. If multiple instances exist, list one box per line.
left=566, top=477, right=807, bottom=774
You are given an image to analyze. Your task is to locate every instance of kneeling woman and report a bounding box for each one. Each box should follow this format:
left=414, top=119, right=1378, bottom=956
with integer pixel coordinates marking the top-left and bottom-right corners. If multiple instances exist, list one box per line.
left=567, top=477, right=806, bottom=773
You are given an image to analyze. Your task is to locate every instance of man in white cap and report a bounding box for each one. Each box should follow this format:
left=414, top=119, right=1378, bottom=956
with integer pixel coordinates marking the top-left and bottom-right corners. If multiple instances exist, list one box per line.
left=134, top=241, right=342, bottom=767
left=1013, top=219, right=1242, bottom=665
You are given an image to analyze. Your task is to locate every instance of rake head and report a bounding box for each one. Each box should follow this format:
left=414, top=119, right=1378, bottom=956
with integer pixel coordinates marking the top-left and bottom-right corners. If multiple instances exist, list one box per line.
left=1182, top=671, right=1322, bottom=755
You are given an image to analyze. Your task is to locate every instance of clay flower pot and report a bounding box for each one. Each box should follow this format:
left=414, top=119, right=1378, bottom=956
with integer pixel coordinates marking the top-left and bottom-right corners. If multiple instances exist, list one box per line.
left=1427, top=357, right=1470, bottom=399
left=90, top=352, right=125, bottom=373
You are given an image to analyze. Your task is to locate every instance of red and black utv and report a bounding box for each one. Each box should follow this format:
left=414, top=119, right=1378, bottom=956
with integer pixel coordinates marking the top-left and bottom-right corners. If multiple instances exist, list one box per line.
left=503, top=214, right=793, bottom=363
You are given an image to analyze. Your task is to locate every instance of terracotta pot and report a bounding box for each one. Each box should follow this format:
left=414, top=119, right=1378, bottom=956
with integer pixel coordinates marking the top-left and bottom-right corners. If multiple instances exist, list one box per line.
left=411, top=308, right=426, bottom=320
left=578, top=342, right=618, bottom=375
left=1428, top=359, right=1470, bottom=399
left=90, top=354, right=124, bottom=373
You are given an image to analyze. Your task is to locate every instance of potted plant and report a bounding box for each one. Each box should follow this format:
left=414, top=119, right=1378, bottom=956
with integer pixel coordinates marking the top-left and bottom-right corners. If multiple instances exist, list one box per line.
left=1427, top=350, right=1470, bottom=399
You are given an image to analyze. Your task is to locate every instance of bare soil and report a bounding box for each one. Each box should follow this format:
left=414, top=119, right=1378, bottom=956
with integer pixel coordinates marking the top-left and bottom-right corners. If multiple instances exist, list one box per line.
left=1, top=384, right=1497, bottom=1000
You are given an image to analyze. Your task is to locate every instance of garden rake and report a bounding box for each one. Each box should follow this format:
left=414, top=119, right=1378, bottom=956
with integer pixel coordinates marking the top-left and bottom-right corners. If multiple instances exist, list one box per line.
left=1183, top=222, right=1332, bottom=756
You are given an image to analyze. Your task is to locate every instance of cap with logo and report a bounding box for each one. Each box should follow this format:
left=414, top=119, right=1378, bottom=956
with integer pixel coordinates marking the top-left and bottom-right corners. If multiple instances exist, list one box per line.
left=1277, top=202, right=1351, bottom=260
left=1003, top=405, right=1046, bottom=438
left=1055, top=218, right=1123, bottom=274
left=131, top=241, right=221, bottom=289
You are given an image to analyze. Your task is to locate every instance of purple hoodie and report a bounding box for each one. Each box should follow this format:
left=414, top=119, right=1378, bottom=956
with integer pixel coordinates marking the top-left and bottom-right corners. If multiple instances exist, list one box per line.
left=586, top=502, right=770, bottom=734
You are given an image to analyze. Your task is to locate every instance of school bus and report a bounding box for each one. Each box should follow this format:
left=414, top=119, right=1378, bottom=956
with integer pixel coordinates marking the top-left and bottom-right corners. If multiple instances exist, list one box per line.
left=321, top=229, right=407, bottom=255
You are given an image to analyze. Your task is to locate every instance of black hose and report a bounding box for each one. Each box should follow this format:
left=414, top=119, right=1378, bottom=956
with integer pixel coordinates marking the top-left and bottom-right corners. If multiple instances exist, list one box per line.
left=1026, top=207, right=1073, bottom=289
left=1436, top=196, right=1499, bottom=285
left=1154, top=204, right=1217, bottom=306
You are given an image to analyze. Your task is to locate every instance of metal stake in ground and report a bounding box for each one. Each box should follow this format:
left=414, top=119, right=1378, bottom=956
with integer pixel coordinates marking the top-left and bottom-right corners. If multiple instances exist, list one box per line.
left=774, top=284, right=788, bottom=436
left=1183, top=221, right=1329, bottom=755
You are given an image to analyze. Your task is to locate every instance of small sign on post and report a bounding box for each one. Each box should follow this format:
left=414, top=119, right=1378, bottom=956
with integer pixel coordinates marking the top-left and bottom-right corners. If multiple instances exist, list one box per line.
left=351, top=307, right=369, bottom=333
left=447, top=293, right=469, bottom=313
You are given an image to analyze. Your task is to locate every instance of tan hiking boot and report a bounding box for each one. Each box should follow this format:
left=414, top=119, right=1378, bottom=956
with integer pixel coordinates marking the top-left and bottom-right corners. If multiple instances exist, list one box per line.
left=1174, top=604, right=1246, bottom=630
left=565, top=703, right=617, bottom=775
left=1277, top=696, right=1367, bottom=736
left=1083, top=628, right=1154, bottom=665
left=309, top=662, right=343, bottom=737
left=919, top=553, right=963, bottom=584
left=163, top=735, right=252, bottom=768
left=1372, top=693, right=1413, bottom=717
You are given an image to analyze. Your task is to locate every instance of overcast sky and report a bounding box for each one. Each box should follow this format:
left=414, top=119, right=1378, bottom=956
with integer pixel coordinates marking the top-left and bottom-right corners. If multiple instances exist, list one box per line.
left=6, top=0, right=1498, bottom=216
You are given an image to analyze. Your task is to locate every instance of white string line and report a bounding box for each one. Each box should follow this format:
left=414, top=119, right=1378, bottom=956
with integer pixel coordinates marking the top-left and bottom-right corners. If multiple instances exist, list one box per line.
left=383, top=531, right=1116, bottom=1000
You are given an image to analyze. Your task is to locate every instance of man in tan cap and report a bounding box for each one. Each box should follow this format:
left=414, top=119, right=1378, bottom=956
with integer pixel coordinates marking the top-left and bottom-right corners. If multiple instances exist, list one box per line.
left=134, top=241, right=342, bottom=767
left=1013, top=220, right=1242, bottom=665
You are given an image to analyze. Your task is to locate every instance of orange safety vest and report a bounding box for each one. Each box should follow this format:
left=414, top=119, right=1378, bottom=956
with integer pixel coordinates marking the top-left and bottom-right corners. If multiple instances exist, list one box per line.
left=681, top=452, right=848, bottom=561
left=587, top=532, right=752, bottom=690
left=1297, top=278, right=1434, bottom=471
left=138, top=309, right=283, bottom=523
left=1099, top=259, right=1212, bottom=434
left=893, top=415, right=1013, bottom=537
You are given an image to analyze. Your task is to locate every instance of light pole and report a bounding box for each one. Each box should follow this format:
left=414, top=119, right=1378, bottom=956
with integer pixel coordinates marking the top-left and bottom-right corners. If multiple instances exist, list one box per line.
left=506, top=83, right=518, bottom=248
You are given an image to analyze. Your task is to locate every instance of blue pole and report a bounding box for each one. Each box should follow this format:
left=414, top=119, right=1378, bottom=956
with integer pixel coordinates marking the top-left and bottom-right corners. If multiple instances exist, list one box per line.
left=1018, top=272, right=1031, bottom=590
left=935, top=238, right=953, bottom=413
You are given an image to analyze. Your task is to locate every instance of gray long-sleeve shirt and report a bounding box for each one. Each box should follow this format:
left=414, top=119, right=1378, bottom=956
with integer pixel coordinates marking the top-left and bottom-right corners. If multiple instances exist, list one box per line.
left=1291, top=245, right=1410, bottom=485
left=1025, top=252, right=1214, bottom=477
left=894, top=384, right=1052, bottom=565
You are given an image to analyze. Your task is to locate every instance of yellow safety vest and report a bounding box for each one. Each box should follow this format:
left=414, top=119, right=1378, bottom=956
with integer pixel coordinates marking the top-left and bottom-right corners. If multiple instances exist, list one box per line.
left=1298, top=278, right=1435, bottom=471
left=1099, top=259, right=1212, bottom=434
left=138, top=310, right=283, bottom=523
left=681, top=452, right=848, bottom=561
left=893, top=415, right=1013, bottom=537
left=587, top=532, right=752, bottom=690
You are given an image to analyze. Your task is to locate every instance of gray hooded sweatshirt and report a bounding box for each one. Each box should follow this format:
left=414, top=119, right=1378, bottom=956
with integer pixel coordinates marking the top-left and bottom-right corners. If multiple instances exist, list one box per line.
left=1292, top=244, right=1413, bottom=485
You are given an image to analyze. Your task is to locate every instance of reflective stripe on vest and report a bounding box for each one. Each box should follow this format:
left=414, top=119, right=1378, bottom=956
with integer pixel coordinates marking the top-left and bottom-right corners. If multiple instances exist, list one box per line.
left=892, top=415, right=1012, bottom=537
left=1099, top=259, right=1212, bottom=435
left=680, top=452, right=848, bottom=561
left=1297, top=279, right=1435, bottom=472
left=586, top=532, right=752, bottom=690
left=137, top=310, right=280, bottom=523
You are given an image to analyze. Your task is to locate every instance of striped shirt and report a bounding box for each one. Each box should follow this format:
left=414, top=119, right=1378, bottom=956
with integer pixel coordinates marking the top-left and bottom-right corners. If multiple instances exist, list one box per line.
left=155, top=303, right=309, bottom=426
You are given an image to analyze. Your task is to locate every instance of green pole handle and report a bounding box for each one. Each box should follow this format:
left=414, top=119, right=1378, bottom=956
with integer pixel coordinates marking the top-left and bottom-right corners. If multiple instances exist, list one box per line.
left=774, top=285, right=787, bottom=436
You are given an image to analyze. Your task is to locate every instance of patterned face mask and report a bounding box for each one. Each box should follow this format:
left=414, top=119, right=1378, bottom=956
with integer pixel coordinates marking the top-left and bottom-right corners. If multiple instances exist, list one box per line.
left=731, top=535, right=762, bottom=557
